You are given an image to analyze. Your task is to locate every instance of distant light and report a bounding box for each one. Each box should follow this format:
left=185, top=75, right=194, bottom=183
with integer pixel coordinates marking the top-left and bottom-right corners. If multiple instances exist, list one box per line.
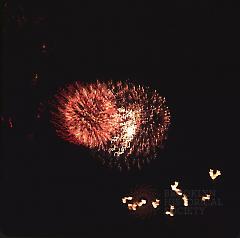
left=182, top=194, right=188, bottom=206
left=151, top=199, right=160, bottom=208
left=171, top=181, right=182, bottom=196
left=165, top=205, right=175, bottom=217
left=209, top=169, right=221, bottom=180
left=201, top=194, right=211, bottom=202
left=8, top=117, right=13, bottom=128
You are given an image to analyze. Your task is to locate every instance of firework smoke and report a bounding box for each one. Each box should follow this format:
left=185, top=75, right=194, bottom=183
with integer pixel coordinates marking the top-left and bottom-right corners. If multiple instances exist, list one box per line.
left=51, top=80, right=170, bottom=169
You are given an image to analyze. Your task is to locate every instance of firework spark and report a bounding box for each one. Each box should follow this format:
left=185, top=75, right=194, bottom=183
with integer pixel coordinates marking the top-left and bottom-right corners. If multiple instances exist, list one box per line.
left=171, top=181, right=182, bottom=196
left=107, top=81, right=170, bottom=168
left=209, top=169, right=221, bottom=180
left=122, top=185, right=158, bottom=218
left=122, top=196, right=133, bottom=204
left=137, top=199, right=147, bottom=207
left=151, top=199, right=160, bottom=208
left=182, top=194, right=189, bottom=207
left=165, top=205, right=175, bottom=217
left=51, top=80, right=170, bottom=169
left=201, top=194, right=211, bottom=201
left=126, top=199, right=147, bottom=211
left=32, top=73, right=39, bottom=86
left=128, top=203, right=138, bottom=211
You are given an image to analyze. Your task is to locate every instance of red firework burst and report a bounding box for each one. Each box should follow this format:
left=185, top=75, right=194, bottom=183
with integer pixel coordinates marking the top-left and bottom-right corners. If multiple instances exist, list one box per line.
left=51, top=81, right=120, bottom=149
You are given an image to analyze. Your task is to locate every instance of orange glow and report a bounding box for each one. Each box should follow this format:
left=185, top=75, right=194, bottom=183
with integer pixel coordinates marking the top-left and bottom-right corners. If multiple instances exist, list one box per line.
left=137, top=199, right=147, bottom=207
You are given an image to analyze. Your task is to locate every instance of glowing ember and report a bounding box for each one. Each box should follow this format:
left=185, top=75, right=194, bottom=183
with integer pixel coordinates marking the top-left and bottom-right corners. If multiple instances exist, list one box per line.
left=139, top=199, right=147, bottom=206
left=151, top=199, right=160, bottom=208
left=165, top=205, right=175, bottom=217
left=182, top=194, right=188, bottom=207
left=128, top=203, right=138, bottom=211
left=32, top=73, right=39, bottom=86
left=209, top=169, right=221, bottom=180
left=122, top=185, right=158, bottom=218
left=123, top=197, right=147, bottom=211
left=171, top=181, right=182, bottom=196
left=52, top=81, right=120, bottom=149
left=122, top=196, right=133, bottom=204
left=201, top=194, right=211, bottom=201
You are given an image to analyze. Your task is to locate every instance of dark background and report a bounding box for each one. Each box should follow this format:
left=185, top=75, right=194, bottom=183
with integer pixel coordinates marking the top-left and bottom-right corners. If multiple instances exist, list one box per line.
left=1, top=1, right=239, bottom=237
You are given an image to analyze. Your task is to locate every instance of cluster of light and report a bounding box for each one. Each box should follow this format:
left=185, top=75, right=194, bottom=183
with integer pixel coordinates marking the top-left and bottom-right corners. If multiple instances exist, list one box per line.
left=201, top=194, right=211, bottom=201
left=128, top=203, right=138, bottom=211
left=171, top=181, right=189, bottom=207
left=122, top=196, right=133, bottom=204
left=121, top=185, right=159, bottom=218
left=124, top=199, right=149, bottom=211
left=182, top=194, right=189, bottom=207
left=122, top=172, right=222, bottom=218
left=52, top=80, right=170, bottom=169
left=209, top=169, right=221, bottom=180
left=165, top=205, right=175, bottom=217
left=171, top=181, right=182, bottom=196
left=137, top=199, right=147, bottom=207
left=122, top=195, right=170, bottom=215
left=151, top=199, right=160, bottom=208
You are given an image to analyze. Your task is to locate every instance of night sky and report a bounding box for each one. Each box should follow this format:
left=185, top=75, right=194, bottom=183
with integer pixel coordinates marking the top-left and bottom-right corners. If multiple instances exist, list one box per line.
left=1, top=1, right=239, bottom=238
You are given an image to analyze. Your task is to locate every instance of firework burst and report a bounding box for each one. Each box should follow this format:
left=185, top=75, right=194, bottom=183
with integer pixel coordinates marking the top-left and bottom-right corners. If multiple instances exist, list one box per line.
left=105, top=81, right=170, bottom=169
left=51, top=81, right=120, bottom=149
left=51, top=80, right=170, bottom=169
